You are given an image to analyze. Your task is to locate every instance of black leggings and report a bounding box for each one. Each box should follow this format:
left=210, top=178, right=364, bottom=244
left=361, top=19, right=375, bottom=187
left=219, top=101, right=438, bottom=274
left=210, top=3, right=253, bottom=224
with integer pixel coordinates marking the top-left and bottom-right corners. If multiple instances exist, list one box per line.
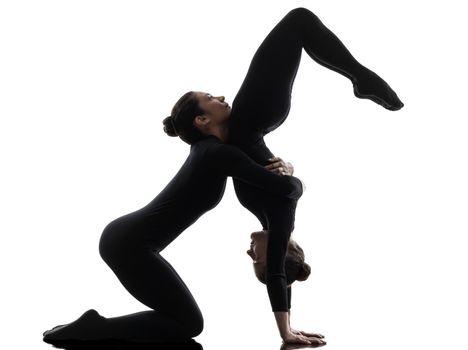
left=230, top=7, right=400, bottom=153
left=98, top=213, right=203, bottom=341
left=229, top=7, right=377, bottom=311
left=98, top=8, right=394, bottom=341
left=229, top=7, right=366, bottom=153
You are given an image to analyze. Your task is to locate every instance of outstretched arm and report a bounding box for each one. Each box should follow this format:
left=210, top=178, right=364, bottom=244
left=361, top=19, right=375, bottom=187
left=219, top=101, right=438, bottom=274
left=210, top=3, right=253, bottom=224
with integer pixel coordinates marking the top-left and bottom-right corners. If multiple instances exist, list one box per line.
left=264, top=160, right=323, bottom=344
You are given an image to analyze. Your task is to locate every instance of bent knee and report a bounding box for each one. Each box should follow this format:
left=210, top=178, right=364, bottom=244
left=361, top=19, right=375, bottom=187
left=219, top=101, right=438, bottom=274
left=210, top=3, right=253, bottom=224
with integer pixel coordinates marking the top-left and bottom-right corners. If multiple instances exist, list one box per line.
left=286, top=7, right=318, bottom=22
left=177, top=308, right=204, bottom=338
left=186, top=315, right=204, bottom=338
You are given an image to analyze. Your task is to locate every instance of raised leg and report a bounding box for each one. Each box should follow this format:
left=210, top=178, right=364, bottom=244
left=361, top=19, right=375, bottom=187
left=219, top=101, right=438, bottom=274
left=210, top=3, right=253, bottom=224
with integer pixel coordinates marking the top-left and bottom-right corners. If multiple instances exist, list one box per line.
left=230, top=8, right=403, bottom=147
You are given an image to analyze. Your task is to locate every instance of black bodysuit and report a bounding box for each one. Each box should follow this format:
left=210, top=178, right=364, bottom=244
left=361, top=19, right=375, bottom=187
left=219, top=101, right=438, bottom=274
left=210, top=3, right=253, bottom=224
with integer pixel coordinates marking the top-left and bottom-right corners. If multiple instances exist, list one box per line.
left=98, top=136, right=302, bottom=341
left=229, top=7, right=370, bottom=312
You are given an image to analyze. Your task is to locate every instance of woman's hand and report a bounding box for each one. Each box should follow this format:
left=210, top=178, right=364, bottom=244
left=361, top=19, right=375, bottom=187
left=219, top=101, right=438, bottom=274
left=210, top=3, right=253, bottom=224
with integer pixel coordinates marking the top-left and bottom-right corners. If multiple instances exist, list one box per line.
left=291, top=328, right=325, bottom=339
left=274, top=312, right=326, bottom=346
left=282, top=330, right=326, bottom=346
left=265, top=157, right=294, bottom=176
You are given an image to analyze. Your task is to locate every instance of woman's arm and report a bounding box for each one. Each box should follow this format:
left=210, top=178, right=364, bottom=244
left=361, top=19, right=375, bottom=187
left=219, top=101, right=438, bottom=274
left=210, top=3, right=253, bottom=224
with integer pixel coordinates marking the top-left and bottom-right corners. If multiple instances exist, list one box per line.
left=208, top=143, right=303, bottom=200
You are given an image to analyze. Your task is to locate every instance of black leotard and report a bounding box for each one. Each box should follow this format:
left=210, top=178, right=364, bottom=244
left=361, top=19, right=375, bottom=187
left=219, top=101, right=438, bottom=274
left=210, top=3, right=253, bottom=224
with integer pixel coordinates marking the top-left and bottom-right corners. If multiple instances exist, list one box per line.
left=97, top=136, right=302, bottom=341
left=228, top=7, right=402, bottom=311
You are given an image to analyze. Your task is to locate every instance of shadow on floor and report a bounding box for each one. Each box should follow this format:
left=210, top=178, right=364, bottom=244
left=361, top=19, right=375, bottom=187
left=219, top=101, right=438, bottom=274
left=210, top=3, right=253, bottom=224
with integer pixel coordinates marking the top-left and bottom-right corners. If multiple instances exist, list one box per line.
left=280, top=343, right=327, bottom=350
left=43, top=338, right=203, bottom=350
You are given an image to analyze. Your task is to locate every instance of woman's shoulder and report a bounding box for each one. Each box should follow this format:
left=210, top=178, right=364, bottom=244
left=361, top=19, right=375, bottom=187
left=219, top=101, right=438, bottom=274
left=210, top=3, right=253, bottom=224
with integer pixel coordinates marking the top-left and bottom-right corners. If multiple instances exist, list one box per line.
left=193, top=135, right=226, bottom=153
left=191, top=136, right=243, bottom=168
left=189, top=136, right=224, bottom=159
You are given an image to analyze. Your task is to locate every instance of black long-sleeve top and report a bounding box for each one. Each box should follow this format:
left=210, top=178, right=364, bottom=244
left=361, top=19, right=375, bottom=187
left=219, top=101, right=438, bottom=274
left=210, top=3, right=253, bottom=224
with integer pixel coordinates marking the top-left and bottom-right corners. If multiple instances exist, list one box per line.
left=144, top=136, right=303, bottom=265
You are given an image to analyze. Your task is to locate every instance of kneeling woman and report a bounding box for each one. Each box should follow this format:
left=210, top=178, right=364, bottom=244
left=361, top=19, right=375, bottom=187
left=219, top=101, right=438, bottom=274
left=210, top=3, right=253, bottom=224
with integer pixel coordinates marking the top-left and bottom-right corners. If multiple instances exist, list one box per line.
left=42, top=94, right=309, bottom=344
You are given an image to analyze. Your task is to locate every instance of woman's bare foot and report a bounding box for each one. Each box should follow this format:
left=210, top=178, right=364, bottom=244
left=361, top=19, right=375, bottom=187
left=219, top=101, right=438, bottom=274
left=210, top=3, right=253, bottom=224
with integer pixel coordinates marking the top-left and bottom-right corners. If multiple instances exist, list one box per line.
left=353, top=68, right=404, bottom=111
left=43, top=309, right=107, bottom=341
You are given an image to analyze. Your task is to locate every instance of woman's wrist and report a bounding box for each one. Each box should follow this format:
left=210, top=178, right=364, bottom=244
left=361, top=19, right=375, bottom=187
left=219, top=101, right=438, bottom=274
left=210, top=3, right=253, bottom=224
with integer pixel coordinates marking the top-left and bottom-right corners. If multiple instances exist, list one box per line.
left=274, top=311, right=291, bottom=337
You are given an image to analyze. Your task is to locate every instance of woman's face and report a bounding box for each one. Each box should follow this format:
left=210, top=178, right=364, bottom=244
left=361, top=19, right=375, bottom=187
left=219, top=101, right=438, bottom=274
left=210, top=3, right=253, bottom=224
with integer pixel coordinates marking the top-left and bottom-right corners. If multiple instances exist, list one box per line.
left=246, top=231, right=268, bottom=265
left=194, top=91, right=231, bottom=125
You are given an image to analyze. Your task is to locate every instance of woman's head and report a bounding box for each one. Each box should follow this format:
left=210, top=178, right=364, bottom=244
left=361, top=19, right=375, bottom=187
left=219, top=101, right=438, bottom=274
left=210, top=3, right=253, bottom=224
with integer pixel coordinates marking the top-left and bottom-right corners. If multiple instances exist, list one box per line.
left=163, top=91, right=206, bottom=144
left=246, top=231, right=311, bottom=285
left=163, top=91, right=231, bottom=144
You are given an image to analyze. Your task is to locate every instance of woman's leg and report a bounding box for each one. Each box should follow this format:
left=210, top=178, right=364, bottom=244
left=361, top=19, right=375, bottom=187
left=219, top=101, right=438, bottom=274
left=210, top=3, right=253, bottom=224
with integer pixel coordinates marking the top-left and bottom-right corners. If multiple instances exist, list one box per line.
left=230, top=8, right=403, bottom=146
left=43, top=216, right=203, bottom=342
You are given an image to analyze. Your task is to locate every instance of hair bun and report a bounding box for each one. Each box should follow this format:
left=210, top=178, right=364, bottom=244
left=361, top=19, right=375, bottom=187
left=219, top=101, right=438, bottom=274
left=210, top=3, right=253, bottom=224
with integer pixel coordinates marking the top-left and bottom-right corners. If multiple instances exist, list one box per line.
left=162, top=116, right=178, bottom=137
left=296, top=262, right=311, bottom=281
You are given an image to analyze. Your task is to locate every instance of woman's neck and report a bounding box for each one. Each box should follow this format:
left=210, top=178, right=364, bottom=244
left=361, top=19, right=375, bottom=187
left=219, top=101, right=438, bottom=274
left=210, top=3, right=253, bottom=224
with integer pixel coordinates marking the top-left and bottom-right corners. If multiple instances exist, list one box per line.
left=209, top=125, right=229, bottom=143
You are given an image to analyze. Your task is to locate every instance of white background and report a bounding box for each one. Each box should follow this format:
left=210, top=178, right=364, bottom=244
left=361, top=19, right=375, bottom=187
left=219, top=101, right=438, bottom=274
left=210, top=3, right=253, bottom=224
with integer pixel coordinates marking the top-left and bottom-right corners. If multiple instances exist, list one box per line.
left=1, top=1, right=467, bottom=349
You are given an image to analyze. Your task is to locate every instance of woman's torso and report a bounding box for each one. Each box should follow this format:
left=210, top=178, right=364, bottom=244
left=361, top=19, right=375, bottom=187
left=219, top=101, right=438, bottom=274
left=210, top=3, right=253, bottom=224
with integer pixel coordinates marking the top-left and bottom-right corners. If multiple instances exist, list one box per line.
left=108, top=136, right=228, bottom=251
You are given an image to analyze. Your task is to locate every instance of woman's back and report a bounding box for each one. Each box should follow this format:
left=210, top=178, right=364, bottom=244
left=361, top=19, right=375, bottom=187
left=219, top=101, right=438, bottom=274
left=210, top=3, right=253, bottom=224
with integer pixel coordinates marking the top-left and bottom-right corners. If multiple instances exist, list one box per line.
left=101, top=136, right=228, bottom=253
